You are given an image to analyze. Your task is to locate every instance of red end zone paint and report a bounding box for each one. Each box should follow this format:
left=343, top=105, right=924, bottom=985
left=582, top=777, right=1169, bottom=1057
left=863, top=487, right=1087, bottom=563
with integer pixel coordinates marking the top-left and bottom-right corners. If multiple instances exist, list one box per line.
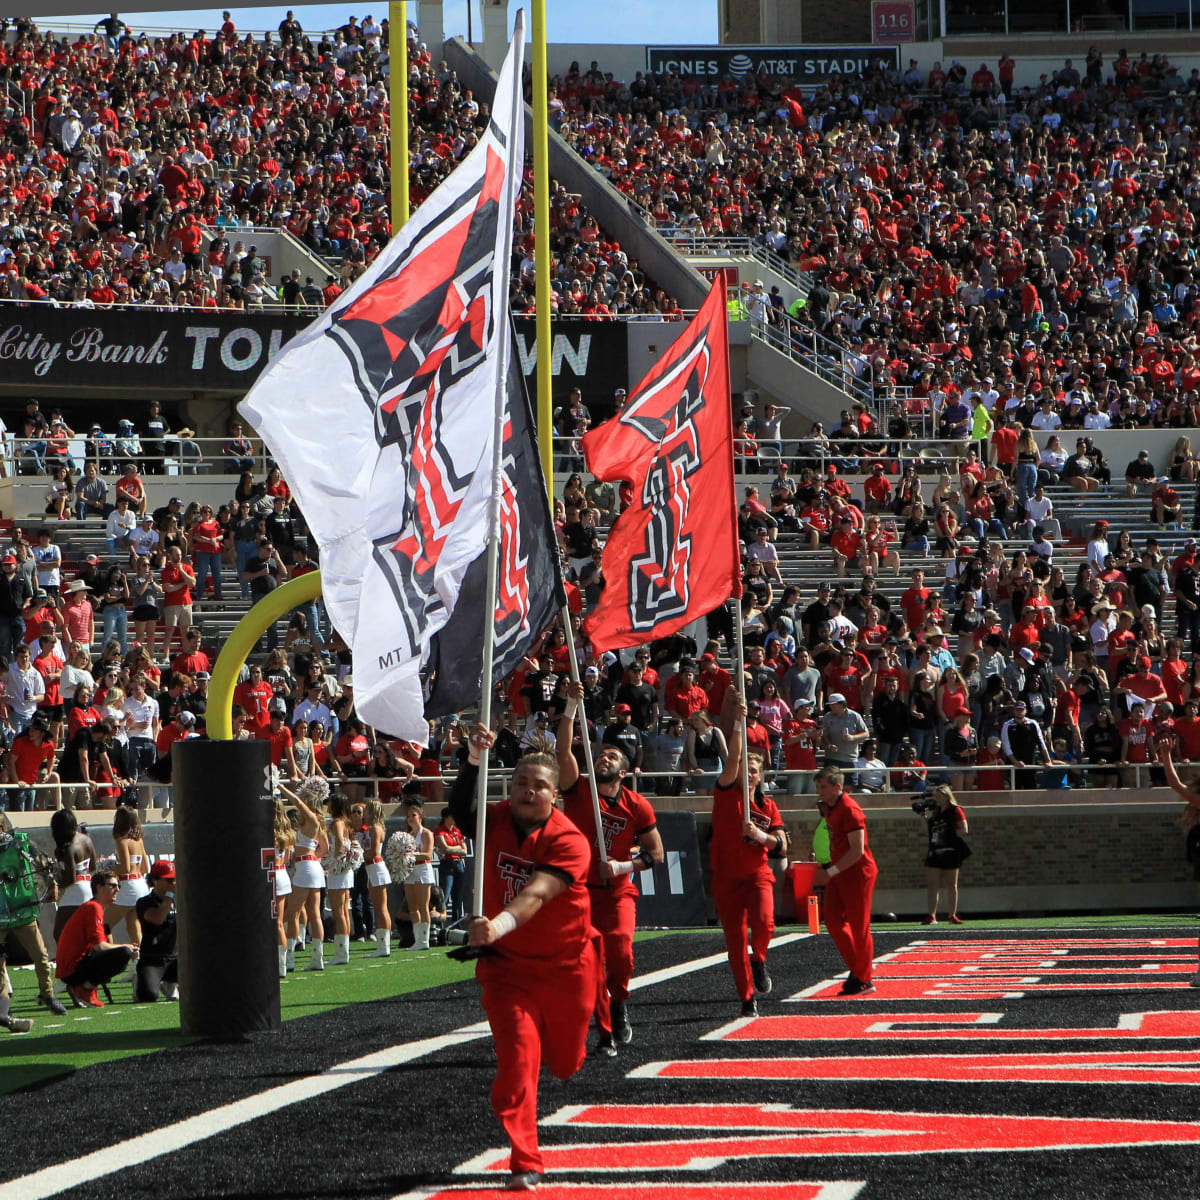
left=796, top=977, right=1187, bottom=1000
left=901, top=938, right=1197, bottom=948
left=451, top=1106, right=1200, bottom=1171
left=869, top=962, right=1191, bottom=978
left=633, top=1051, right=1200, bottom=1086
left=710, top=1010, right=1200, bottom=1041
left=404, top=1185, right=863, bottom=1200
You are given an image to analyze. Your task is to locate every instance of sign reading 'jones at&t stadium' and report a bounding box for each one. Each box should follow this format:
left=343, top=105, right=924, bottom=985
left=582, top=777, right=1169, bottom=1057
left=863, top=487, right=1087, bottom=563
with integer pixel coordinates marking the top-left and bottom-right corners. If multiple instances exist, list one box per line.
left=647, top=45, right=900, bottom=83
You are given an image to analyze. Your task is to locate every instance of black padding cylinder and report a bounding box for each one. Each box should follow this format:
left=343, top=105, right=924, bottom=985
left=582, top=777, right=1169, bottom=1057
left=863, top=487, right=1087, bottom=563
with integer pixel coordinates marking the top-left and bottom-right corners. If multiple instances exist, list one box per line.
left=173, top=739, right=280, bottom=1036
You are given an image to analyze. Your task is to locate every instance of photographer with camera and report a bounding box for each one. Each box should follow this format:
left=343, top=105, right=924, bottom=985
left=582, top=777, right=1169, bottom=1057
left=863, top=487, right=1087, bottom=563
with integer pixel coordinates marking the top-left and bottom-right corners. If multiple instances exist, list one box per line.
left=134, top=860, right=178, bottom=1002
left=915, top=784, right=970, bottom=926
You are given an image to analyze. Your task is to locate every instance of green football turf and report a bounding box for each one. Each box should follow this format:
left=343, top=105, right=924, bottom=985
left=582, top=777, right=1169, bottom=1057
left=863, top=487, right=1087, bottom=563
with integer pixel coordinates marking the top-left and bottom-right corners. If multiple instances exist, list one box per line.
left=0, top=930, right=679, bottom=1094
left=2, top=920, right=1194, bottom=1094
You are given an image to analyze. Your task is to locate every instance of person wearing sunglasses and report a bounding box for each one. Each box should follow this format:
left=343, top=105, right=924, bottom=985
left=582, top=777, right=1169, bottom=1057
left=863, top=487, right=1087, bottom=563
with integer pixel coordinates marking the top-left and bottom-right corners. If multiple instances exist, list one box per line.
left=53, top=870, right=139, bottom=1008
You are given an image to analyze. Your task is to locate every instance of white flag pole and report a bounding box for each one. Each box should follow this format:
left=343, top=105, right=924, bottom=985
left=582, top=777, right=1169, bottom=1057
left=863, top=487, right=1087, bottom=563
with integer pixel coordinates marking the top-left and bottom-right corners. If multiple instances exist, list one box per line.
left=559, top=604, right=609, bottom=865
left=470, top=12, right=526, bottom=919
left=731, top=594, right=752, bottom=824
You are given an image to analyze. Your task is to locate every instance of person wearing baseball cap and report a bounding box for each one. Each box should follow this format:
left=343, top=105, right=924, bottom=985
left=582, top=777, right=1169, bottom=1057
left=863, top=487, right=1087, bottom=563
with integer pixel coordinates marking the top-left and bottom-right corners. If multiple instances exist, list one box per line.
left=822, top=693, right=869, bottom=785
left=134, top=860, right=178, bottom=1003
left=783, top=697, right=819, bottom=796
left=0, top=550, right=30, bottom=658
left=999, top=698, right=1051, bottom=790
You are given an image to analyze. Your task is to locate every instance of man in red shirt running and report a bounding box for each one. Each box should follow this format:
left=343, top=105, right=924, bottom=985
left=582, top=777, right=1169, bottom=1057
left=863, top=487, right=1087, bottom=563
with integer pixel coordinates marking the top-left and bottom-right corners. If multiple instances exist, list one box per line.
left=711, top=700, right=788, bottom=1016
left=449, top=726, right=601, bottom=1192
left=814, top=765, right=879, bottom=994
left=558, top=681, right=663, bottom=1056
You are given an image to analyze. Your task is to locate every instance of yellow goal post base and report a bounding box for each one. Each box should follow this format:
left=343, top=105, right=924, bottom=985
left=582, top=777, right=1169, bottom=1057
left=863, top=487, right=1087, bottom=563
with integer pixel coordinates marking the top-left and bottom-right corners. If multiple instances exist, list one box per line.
left=206, top=570, right=324, bottom=741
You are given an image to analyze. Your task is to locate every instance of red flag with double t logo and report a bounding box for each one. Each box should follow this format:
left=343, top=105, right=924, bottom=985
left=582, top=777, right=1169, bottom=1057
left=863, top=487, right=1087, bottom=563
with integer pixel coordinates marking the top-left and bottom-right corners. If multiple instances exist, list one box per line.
left=582, top=279, right=739, bottom=652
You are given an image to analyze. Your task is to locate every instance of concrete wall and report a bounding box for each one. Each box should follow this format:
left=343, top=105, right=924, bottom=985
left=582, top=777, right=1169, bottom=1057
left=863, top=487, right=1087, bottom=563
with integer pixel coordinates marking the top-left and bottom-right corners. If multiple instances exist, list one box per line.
left=1031, top=426, right=1189, bottom=476
left=683, top=793, right=1198, bottom=918
left=484, top=39, right=1200, bottom=94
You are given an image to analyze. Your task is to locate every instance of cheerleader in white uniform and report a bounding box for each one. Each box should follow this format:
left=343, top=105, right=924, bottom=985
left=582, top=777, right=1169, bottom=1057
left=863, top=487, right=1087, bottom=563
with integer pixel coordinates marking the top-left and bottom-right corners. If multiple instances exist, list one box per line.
left=324, top=792, right=354, bottom=965
left=364, top=799, right=392, bottom=956
left=280, top=779, right=329, bottom=970
left=273, top=798, right=296, bottom=978
left=51, top=809, right=98, bottom=939
left=107, top=808, right=149, bottom=948
left=403, top=799, right=436, bottom=951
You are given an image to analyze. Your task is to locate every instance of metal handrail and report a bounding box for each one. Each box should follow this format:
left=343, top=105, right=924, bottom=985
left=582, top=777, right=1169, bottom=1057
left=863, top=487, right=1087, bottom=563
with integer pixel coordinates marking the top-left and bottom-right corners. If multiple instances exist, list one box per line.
left=1, top=758, right=1174, bottom=815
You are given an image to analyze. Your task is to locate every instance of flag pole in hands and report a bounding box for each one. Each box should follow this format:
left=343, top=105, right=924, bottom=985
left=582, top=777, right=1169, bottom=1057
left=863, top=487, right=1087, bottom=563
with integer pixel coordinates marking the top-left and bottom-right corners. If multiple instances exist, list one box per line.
left=469, top=9, right=528, bottom=919
left=559, top=604, right=608, bottom=865
left=731, top=594, right=752, bottom=824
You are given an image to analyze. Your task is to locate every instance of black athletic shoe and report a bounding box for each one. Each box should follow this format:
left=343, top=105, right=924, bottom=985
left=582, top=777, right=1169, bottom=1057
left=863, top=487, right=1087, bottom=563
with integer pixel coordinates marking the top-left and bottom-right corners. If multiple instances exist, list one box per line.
left=837, top=975, right=861, bottom=995
left=1, top=1015, right=31, bottom=1034
left=37, top=994, right=66, bottom=1017
left=751, top=957, right=772, bottom=995
left=593, top=1032, right=618, bottom=1058
left=740, top=997, right=758, bottom=1018
left=612, top=1000, right=632, bottom=1044
left=507, top=1170, right=542, bottom=1190
left=840, top=977, right=876, bottom=996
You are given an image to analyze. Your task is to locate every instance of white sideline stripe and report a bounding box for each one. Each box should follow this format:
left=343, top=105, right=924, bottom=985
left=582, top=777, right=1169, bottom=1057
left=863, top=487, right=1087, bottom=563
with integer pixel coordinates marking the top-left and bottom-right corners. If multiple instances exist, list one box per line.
left=0, top=1024, right=490, bottom=1200
left=0, top=933, right=781, bottom=1200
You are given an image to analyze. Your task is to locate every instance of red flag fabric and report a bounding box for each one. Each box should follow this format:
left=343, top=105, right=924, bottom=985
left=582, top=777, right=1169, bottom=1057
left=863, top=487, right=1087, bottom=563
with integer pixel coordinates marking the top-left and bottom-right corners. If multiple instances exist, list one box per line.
left=582, top=279, right=739, bottom=653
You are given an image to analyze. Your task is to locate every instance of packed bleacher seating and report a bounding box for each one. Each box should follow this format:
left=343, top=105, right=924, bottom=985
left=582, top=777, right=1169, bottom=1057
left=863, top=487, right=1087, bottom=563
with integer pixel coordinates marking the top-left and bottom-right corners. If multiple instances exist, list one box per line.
left=555, top=51, right=1200, bottom=425
left=3, top=19, right=1200, bottom=831
left=0, top=14, right=678, bottom=316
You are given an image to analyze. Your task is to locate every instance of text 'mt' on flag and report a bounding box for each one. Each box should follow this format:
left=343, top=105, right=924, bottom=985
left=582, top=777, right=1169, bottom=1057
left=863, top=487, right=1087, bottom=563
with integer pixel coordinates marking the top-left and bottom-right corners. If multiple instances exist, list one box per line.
left=581, top=278, right=739, bottom=653
left=238, top=21, right=526, bottom=744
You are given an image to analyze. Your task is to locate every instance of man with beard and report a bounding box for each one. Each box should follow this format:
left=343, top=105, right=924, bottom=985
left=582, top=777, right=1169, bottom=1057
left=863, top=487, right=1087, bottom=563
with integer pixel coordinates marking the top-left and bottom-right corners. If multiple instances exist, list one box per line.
left=558, top=682, right=664, bottom=1056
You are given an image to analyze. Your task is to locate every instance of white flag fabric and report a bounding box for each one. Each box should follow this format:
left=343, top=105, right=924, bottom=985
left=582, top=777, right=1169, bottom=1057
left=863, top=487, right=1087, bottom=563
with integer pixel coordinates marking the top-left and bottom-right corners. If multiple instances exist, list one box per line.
left=240, top=22, right=525, bottom=744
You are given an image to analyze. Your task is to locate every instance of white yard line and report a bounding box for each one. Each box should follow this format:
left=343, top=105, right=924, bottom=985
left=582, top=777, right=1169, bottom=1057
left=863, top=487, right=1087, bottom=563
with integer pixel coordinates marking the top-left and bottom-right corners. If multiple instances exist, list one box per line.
left=0, top=932, right=790, bottom=1200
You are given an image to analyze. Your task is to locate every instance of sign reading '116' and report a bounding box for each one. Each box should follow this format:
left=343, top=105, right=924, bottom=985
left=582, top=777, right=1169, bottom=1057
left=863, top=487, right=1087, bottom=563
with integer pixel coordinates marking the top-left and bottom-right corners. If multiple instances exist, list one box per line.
left=872, top=0, right=917, bottom=43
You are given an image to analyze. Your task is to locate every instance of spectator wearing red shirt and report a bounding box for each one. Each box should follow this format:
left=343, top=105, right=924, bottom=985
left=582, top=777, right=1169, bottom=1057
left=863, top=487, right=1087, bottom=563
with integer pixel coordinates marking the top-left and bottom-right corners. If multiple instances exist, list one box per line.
left=170, top=628, right=211, bottom=678
left=234, top=664, right=275, bottom=739
left=697, top=652, right=730, bottom=716
left=862, top=463, right=892, bottom=513
left=3, top=715, right=58, bottom=811
left=53, top=871, right=137, bottom=1007
left=900, top=569, right=932, bottom=634
left=1117, top=657, right=1168, bottom=717
left=266, top=700, right=298, bottom=776
left=663, top=665, right=708, bottom=720
left=1119, top=701, right=1154, bottom=785
left=1174, top=699, right=1200, bottom=762
left=158, top=546, right=196, bottom=661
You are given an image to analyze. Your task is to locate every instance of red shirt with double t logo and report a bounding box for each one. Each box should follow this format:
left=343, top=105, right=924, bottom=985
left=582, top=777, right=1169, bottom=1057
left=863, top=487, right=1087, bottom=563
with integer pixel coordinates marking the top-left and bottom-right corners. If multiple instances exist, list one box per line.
left=710, top=783, right=783, bottom=882
left=561, top=780, right=658, bottom=895
left=482, top=802, right=593, bottom=969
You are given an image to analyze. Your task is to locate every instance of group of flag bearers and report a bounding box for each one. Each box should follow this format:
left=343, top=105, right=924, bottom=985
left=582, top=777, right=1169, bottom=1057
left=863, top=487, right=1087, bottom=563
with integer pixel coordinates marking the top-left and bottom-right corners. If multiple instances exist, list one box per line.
left=232, top=12, right=884, bottom=1189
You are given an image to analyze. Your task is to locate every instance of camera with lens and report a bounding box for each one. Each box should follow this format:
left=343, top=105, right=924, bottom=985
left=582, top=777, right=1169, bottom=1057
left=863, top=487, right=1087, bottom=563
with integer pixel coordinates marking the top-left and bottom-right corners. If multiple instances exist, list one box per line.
left=911, top=796, right=935, bottom=815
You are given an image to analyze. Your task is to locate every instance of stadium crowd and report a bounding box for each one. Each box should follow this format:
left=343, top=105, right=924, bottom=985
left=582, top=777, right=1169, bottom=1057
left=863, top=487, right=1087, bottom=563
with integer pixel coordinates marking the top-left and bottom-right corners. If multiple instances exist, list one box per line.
left=0, top=13, right=676, bottom=318
left=0, top=17, right=1196, bottom=820
left=555, top=49, right=1200, bottom=428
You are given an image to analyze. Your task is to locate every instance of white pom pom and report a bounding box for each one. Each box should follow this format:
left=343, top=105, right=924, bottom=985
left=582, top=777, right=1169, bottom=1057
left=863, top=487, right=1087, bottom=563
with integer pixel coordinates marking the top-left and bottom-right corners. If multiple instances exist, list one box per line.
left=384, top=830, right=417, bottom=882
left=297, top=776, right=330, bottom=807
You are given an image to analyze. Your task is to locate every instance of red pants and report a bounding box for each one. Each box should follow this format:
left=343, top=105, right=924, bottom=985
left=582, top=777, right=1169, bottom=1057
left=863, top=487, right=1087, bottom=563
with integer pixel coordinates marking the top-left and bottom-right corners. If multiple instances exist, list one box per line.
left=823, top=861, right=877, bottom=983
left=712, top=873, right=775, bottom=1001
left=589, top=887, right=635, bottom=1032
left=479, top=941, right=600, bottom=1174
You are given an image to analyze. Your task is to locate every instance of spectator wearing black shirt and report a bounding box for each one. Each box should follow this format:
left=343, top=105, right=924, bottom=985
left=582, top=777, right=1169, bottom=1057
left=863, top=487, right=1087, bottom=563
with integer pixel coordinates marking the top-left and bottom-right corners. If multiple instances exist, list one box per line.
left=603, top=705, right=643, bottom=771
left=245, top=539, right=288, bottom=652
left=0, top=552, right=30, bottom=657
left=134, top=861, right=178, bottom=1002
left=614, top=664, right=657, bottom=731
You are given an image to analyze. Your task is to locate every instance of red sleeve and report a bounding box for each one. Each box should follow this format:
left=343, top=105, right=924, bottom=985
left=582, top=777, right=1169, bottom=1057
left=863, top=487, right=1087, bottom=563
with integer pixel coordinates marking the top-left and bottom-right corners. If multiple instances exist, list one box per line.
left=633, top=791, right=658, bottom=835
left=536, top=814, right=590, bottom=885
